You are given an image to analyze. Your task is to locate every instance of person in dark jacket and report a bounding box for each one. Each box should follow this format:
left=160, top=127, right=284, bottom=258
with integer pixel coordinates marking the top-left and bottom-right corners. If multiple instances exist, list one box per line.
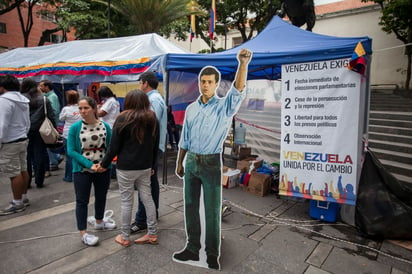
left=21, top=78, right=56, bottom=188
left=99, top=89, right=159, bottom=247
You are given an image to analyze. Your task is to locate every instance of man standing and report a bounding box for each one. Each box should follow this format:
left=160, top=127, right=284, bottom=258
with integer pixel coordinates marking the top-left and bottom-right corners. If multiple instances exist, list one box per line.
left=39, top=79, right=62, bottom=171
left=130, top=71, right=167, bottom=233
left=172, top=49, right=252, bottom=270
left=0, top=75, right=31, bottom=215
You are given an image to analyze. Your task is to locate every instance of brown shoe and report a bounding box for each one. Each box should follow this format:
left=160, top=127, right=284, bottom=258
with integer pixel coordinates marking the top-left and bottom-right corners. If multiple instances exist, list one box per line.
left=134, top=234, right=158, bottom=245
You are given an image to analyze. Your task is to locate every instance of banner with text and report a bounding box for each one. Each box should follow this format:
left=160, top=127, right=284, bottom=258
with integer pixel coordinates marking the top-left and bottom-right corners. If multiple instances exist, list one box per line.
left=279, top=58, right=362, bottom=205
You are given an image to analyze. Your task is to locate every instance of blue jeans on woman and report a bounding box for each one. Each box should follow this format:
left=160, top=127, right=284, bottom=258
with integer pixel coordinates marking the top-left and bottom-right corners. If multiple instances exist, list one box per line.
left=73, top=170, right=111, bottom=231
left=63, top=138, right=73, bottom=182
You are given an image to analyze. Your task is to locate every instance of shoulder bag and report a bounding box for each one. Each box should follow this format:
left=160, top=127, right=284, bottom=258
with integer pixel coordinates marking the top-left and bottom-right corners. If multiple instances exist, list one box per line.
left=39, top=96, right=60, bottom=144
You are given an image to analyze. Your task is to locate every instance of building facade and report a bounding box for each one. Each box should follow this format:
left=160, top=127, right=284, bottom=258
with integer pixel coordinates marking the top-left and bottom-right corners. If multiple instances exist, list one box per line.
left=0, top=3, right=75, bottom=53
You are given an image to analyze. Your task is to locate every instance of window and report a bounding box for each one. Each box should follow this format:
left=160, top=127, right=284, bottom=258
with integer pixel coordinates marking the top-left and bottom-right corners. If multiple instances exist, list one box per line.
left=43, top=34, right=61, bottom=44
left=0, top=23, right=6, bottom=34
left=41, top=11, right=55, bottom=22
left=232, top=37, right=242, bottom=48
left=51, top=34, right=61, bottom=43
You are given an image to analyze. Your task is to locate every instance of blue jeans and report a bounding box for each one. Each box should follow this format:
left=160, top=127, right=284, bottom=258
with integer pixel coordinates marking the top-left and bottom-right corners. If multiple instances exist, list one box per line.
left=27, top=131, right=48, bottom=187
left=135, top=150, right=161, bottom=224
left=63, top=138, right=73, bottom=181
left=47, top=148, right=61, bottom=167
left=73, top=170, right=111, bottom=231
left=183, top=152, right=222, bottom=257
left=167, top=126, right=180, bottom=147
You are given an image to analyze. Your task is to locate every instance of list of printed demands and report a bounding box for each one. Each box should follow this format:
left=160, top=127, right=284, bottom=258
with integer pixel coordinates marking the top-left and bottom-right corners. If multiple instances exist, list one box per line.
left=280, top=58, right=361, bottom=193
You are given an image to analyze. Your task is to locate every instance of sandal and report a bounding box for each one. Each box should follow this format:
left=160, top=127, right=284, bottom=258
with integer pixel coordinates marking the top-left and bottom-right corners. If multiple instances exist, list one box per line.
left=115, top=234, right=131, bottom=247
left=134, top=233, right=158, bottom=245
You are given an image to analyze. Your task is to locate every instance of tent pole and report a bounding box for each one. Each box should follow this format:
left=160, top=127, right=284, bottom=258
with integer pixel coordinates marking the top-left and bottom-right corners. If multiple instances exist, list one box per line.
left=163, top=70, right=170, bottom=185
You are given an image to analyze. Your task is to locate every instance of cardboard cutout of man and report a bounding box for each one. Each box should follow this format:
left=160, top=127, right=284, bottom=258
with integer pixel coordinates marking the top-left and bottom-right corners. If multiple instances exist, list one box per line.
left=173, top=48, right=252, bottom=270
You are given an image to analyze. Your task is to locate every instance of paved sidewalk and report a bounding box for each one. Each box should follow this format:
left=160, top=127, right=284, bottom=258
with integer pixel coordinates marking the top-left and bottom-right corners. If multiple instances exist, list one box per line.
left=0, top=152, right=411, bottom=273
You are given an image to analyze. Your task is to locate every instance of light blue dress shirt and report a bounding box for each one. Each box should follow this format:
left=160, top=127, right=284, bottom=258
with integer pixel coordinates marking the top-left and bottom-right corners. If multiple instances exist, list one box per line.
left=180, top=85, right=246, bottom=154
left=147, top=89, right=167, bottom=152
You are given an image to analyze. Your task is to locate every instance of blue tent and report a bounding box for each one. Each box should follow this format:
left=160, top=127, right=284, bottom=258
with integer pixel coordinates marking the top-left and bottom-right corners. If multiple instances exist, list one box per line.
left=165, top=16, right=372, bottom=80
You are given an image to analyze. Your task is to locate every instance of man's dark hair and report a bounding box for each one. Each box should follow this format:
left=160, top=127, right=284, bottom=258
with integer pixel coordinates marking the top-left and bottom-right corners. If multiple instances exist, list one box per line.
left=0, top=74, right=20, bottom=91
left=139, top=71, right=159, bottom=89
left=40, top=79, right=53, bottom=90
left=200, top=67, right=220, bottom=83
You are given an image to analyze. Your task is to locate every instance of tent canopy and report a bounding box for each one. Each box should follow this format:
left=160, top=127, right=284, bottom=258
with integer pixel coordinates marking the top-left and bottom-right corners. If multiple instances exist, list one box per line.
left=0, top=33, right=189, bottom=83
left=0, top=16, right=372, bottom=83
left=166, top=16, right=372, bottom=80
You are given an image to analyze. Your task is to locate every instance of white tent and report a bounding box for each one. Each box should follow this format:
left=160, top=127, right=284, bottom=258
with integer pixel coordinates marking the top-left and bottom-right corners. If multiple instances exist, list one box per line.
left=0, top=33, right=190, bottom=83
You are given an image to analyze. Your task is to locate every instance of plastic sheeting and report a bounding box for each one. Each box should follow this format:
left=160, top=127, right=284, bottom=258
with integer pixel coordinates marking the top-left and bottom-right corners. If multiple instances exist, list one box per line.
left=355, top=149, right=412, bottom=239
left=0, top=33, right=189, bottom=83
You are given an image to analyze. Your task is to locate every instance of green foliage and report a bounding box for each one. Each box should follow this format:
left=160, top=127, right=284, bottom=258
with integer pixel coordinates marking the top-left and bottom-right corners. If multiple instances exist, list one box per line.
left=160, top=18, right=190, bottom=41
left=165, top=0, right=281, bottom=50
left=366, top=0, right=412, bottom=43
left=56, top=1, right=112, bottom=39
left=105, top=0, right=192, bottom=34
left=363, top=0, right=412, bottom=89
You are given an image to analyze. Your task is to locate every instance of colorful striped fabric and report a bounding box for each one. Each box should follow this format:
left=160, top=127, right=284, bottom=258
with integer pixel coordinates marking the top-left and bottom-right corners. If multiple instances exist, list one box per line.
left=0, top=58, right=151, bottom=78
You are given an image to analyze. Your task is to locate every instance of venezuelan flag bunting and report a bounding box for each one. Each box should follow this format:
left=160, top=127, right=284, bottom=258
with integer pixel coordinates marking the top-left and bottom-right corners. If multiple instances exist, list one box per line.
left=190, top=15, right=196, bottom=42
left=347, top=42, right=366, bottom=75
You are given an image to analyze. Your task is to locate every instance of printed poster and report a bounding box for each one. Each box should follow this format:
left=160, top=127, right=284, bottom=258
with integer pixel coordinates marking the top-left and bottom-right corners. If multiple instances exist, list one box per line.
left=279, top=58, right=362, bottom=205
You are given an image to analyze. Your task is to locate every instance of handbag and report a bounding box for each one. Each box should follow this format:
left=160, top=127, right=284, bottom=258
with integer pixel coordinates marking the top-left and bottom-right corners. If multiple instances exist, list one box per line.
left=39, top=96, right=60, bottom=144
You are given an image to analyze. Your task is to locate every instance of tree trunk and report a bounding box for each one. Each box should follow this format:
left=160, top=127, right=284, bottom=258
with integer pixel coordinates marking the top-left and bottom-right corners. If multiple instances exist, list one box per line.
left=38, top=27, right=61, bottom=46
left=17, top=2, right=35, bottom=47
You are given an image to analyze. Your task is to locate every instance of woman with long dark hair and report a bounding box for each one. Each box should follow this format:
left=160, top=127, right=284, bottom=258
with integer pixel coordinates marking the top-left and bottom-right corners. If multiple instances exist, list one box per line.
left=21, top=78, right=55, bottom=188
left=67, top=96, right=115, bottom=246
left=99, top=89, right=159, bottom=247
left=97, top=86, right=120, bottom=129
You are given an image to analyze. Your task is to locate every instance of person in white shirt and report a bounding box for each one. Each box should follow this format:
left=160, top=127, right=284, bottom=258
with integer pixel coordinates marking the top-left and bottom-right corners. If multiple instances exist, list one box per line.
left=97, top=86, right=120, bottom=129
left=97, top=86, right=120, bottom=179
left=59, top=90, right=81, bottom=182
left=0, top=75, right=30, bottom=215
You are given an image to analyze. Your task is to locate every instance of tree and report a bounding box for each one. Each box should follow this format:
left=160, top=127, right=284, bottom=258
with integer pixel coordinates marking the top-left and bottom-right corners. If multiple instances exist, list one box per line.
left=162, top=0, right=281, bottom=52
left=213, top=0, right=280, bottom=42
left=93, top=0, right=193, bottom=34
left=41, top=0, right=114, bottom=42
left=0, top=0, right=25, bottom=15
left=16, top=0, right=41, bottom=47
left=1, top=0, right=63, bottom=47
left=364, top=0, right=412, bottom=90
